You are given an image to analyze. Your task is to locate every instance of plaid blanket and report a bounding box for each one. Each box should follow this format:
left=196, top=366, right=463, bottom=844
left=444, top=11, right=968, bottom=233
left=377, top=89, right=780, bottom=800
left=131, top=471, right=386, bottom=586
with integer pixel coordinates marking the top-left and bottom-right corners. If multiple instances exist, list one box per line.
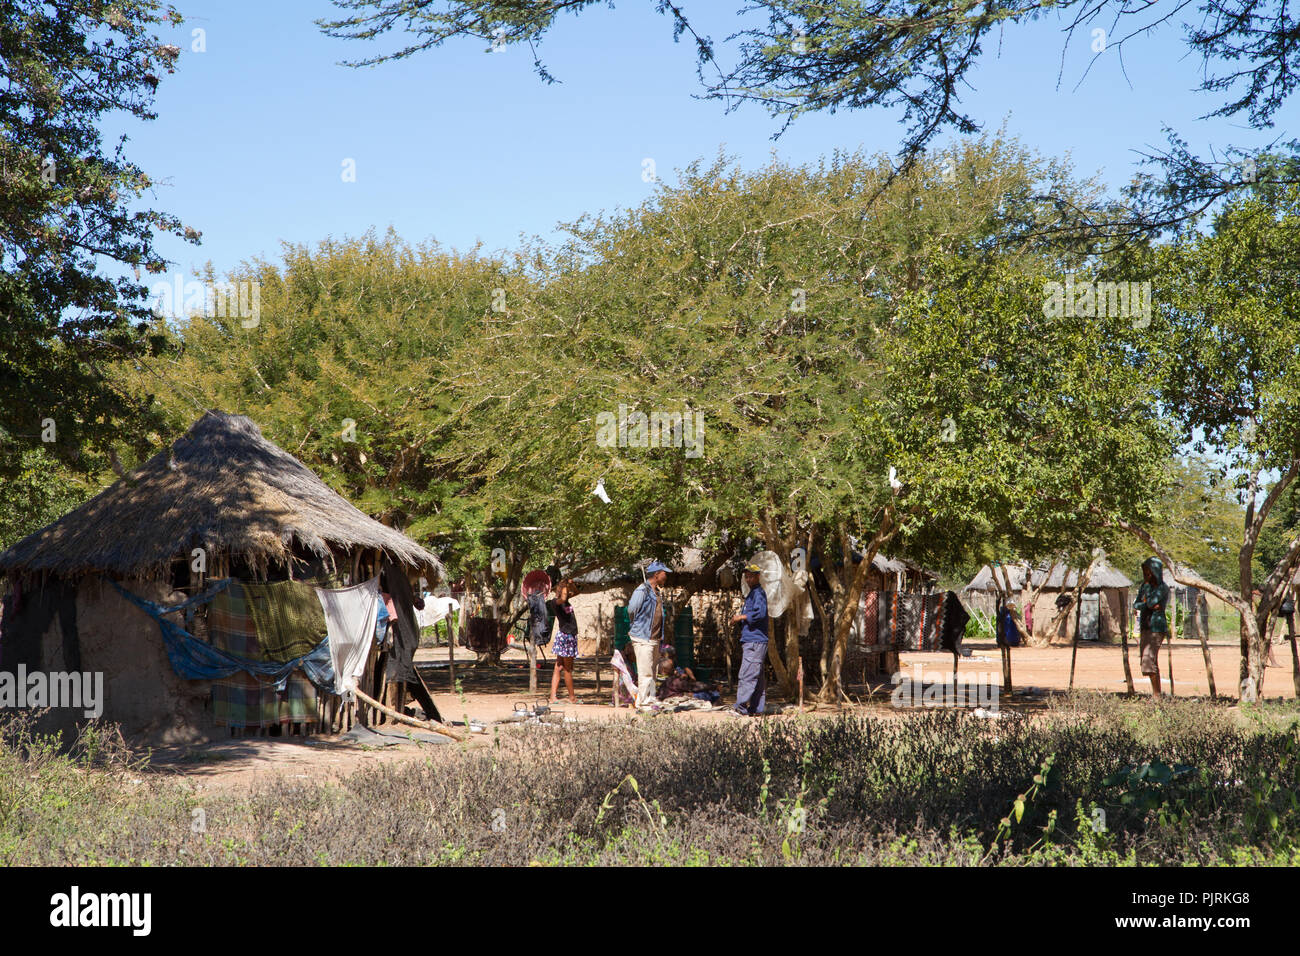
left=279, top=669, right=318, bottom=725
left=209, top=581, right=319, bottom=728
left=243, top=580, right=327, bottom=662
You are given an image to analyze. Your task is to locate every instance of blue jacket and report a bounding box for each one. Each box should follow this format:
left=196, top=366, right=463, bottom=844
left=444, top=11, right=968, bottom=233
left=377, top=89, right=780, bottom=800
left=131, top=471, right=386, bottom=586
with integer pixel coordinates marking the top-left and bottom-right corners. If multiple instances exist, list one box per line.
left=739, top=586, right=768, bottom=643
left=627, top=582, right=664, bottom=642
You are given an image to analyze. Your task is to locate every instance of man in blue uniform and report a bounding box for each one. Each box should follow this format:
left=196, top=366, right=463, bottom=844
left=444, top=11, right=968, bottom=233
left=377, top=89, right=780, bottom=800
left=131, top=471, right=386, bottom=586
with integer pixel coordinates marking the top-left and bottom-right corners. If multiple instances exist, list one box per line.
left=730, top=562, right=769, bottom=716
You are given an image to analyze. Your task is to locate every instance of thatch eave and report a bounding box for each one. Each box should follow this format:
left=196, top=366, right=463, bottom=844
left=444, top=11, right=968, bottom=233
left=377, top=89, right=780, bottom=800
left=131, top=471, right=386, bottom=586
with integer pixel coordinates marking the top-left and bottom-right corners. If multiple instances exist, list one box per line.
left=0, top=410, right=443, bottom=582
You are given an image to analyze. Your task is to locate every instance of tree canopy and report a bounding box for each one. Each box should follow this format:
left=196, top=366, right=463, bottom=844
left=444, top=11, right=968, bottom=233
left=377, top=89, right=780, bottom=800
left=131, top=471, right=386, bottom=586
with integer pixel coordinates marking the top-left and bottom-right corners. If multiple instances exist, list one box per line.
left=1, top=0, right=192, bottom=478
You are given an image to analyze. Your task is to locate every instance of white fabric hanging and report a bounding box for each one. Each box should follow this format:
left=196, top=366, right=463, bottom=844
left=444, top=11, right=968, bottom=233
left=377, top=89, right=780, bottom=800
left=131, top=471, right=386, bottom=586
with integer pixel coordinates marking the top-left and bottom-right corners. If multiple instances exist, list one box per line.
left=742, top=550, right=796, bottom=617
left=315, top=575, right=380, bottom=698
left=417, top=594, right=461, bottom=629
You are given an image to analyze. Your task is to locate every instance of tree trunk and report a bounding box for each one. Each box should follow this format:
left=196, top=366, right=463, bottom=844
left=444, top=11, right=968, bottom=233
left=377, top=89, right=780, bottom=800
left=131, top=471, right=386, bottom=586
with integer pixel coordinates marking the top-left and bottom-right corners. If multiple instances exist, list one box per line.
left=765, top=614, right=789, bottom=689
left=1286, top=605, right=1300, bottom=698
left=1241, top=614, right=1264, bottom=701
left=1069, top=585, right=1083, bottom=691
left=1195, top=599, right=1216, bottom=699
left=1240, top=543, right=1256, bottom=700
left=1119, top=594, right=1135, bottom=694
left=1166, top=596, right=1176, bottom=697
left=817, top=519, right=894, bottom=704
left=527, top=638, right=537, bottom=695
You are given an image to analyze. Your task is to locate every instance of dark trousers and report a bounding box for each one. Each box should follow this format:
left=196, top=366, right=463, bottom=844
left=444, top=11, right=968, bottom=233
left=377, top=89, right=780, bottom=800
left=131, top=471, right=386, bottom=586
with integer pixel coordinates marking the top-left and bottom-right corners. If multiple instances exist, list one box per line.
left=735, top=640, right=768, bottom=715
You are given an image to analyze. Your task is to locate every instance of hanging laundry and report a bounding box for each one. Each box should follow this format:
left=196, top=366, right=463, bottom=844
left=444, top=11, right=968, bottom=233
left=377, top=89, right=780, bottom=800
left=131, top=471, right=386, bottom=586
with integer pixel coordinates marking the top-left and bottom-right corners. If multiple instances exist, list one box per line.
left=468, top=615, right=508, bottom=653
left=610, top=649, right=638, bottom=704
left=417, top=595, right=461, bottom=628
left=209, top=581, right=276, bottom=727
left=378, top=559, right=445, bottom=723
left=855, top=590, right=880, bottom=646
left=315, top=576, right=380, bottom=698
left=242, top=579, right=327, bottom=662
left=380, top=559, right=423, bottom=684
left=938, top=591, right=970, bottom=653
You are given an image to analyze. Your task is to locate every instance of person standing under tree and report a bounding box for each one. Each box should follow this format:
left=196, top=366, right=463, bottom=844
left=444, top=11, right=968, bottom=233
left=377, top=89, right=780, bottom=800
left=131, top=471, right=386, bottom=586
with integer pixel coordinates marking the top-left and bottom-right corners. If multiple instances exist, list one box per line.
left=1134, top=556, right=1170, bottom=697
left=627, top=560, right=670, bottom=709
left=730, top=562, right=769, bottom=717
left=548, top=578, right=580, bottom=704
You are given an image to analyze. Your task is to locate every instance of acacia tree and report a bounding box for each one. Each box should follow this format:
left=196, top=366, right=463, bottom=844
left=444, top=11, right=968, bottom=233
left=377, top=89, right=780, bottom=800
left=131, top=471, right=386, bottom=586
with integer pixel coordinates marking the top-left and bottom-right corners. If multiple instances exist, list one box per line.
left=319, top=0, right=1298, bottom=241
left=1, top=0, right=191, bottom=477
left=440, top=136, right=1170, bottom=701
left=114, top=230, right=534, bottom=586
left=1103, top=168, right=1300, bottom=700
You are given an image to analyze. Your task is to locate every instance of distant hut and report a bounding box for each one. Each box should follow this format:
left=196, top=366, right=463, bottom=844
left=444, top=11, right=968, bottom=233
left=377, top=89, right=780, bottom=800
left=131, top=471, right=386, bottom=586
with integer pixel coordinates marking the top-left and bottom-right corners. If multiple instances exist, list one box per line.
left=965, top=559, right=1132, bottom=643
left=0, top=411, right=442, bottom=741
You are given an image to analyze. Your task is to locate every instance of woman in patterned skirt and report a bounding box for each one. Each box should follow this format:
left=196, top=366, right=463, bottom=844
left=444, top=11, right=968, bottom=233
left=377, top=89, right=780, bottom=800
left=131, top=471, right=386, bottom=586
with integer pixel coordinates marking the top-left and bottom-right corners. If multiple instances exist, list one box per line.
left=548, top=578, right=580, bottom=704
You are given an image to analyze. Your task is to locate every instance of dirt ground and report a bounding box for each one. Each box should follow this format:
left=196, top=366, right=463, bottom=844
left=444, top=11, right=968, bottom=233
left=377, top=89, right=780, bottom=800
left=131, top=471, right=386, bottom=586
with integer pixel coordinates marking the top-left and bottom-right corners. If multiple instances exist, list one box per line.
left=144, top=637, right=1299, bottom=793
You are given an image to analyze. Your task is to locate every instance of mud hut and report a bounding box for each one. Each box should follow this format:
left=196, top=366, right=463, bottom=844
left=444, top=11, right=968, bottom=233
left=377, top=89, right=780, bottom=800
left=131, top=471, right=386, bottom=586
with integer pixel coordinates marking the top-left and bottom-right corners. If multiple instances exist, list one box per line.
left=964, top=560, right=1132, bottom=643
left=0, top=411, right=442, bottom=741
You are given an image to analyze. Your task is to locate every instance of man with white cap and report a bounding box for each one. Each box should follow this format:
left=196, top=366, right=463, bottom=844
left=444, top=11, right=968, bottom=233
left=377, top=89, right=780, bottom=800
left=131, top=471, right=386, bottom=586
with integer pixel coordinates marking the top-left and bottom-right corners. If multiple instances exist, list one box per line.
left=627, top=559, right=670, bottom=708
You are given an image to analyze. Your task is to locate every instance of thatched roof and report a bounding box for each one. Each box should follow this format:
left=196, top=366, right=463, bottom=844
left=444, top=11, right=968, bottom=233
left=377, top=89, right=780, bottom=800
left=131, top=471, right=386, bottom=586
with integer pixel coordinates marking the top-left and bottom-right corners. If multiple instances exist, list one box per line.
left=966, top=559, right=1132, bottom=592
left=0, top=411, right=443, bottom=579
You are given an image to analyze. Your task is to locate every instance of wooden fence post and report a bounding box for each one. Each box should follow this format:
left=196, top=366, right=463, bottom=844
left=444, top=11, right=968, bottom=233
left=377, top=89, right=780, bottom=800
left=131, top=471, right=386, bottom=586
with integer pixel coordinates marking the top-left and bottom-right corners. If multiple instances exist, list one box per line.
left=1285, top=601, right=1300, bottom=698
left=1166, top=596, right=1176, bottom=696
left=1193, top=592, right=1216, bottom=699
left=1069, top=592, right=1082, bottom=691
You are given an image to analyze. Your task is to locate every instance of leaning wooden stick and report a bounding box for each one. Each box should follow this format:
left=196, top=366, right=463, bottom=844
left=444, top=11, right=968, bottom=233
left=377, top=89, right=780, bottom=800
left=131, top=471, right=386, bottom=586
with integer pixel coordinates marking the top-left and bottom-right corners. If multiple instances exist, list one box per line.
left=353, top=688, right=464, bottom=741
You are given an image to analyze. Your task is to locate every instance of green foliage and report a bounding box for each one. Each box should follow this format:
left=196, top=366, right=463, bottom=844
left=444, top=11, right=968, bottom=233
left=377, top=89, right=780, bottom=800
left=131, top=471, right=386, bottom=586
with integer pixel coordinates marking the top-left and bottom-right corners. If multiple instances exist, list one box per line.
left=1101, top=760, right=1198, bottom=816
left=320, top=2, right=1300, bottom=181
left=0, top=448, right=93, bottom=549
left=114, top=229, right=519, bottom=577
left=0, top=0, right=189, bottom=478
left=1106, top=456, right=1247, bottom=591
left=7, top=701, right=1300, bottom=865
left=438, top=135, right=1169, bottom=695
left=1149, top=169, right=1300, bottom=691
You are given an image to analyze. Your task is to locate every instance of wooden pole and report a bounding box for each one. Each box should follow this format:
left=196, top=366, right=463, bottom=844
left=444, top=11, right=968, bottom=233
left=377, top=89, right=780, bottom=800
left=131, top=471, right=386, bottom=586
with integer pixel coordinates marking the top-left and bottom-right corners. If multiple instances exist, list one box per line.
left=1068, top=589, right=1083, bottom=691
left=1194, top=591, right=1217, bottom=699
left=353, top=689, right=464, bottom=741
left=448, top=620, right=457, bottom=692
left=1286, top=601, right=1300, bottom=698
left=1167, top=594, right=1176, bottom=696
left=1120, top=596, right=1135, bottom=694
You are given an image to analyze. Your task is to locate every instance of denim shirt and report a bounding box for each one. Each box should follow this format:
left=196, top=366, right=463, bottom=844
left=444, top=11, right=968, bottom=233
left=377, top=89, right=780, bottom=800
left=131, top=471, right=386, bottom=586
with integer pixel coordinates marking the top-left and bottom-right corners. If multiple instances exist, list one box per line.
left=739, top=586, right=768, bottom=643
left=627, top=581, right=663, bottom=642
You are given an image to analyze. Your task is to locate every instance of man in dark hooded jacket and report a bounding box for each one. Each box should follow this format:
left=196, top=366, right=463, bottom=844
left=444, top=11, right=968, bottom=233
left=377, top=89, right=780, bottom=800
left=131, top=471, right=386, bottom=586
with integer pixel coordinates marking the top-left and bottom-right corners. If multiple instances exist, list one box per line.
left=1134, top=556, right=1170, bottom=696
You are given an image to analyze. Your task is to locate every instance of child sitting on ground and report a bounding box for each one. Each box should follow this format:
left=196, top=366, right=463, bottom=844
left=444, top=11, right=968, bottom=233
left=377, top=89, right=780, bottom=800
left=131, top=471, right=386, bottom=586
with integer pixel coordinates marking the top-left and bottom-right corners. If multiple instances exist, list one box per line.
left=657, top=647, right=719, bottom=702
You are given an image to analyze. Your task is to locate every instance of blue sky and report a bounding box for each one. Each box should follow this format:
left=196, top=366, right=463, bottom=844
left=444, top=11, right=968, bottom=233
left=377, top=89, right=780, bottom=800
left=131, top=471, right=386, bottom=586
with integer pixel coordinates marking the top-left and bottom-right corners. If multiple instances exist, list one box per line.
left=116, top=1, right=1293, bottom=282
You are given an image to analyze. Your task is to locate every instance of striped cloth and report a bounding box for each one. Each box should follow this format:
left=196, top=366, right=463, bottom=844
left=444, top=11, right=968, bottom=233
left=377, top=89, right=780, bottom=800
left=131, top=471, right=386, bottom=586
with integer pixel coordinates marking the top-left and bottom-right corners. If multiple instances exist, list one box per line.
left=210, top=583, right=276, bottom=728
left=877, top=592, right=945, bottom=651
left=210, top=581, right=318, bottom=728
